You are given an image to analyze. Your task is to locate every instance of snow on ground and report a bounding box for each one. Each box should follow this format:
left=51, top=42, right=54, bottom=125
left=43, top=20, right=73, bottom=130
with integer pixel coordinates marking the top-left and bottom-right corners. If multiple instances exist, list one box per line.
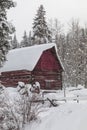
left=6, top=87, right=20, bottom=101
left=6, top=85, right=87, bottom=130
left=25, top=103, right=87, bottom=130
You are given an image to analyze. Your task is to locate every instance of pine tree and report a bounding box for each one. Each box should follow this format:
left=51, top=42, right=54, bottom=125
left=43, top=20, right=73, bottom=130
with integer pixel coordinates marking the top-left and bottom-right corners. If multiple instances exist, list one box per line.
left=28, top=31, right=32, bottom=46
left=20, top=31, right=29, bottom=47
left=11, top=34, right=19, bottom=49
left=0, top=0, right=15, bottom=67
left=32, top=5, right=52, bottom=45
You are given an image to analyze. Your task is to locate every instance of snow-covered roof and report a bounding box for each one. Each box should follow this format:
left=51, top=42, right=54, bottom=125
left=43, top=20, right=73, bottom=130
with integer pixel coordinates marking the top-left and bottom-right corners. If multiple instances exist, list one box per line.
left=0, top=43, right=63, bottom=72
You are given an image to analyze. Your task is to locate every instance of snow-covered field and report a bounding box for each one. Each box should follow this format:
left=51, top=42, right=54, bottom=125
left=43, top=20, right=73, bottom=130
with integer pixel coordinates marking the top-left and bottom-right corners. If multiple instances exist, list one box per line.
left=6, top=85, right=87, bottom=130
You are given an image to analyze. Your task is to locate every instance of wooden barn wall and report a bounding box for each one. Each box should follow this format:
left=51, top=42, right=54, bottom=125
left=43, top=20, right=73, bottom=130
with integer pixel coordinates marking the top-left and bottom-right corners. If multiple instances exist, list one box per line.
left=34, top=48, right=62, bottom=71
left=32, top=70, right=62, bottom=90
left=0, top=70, right=62, bottom=89
left=0, top=70, right=31, bottom=87
left=32, top=47, right=63, bottom=89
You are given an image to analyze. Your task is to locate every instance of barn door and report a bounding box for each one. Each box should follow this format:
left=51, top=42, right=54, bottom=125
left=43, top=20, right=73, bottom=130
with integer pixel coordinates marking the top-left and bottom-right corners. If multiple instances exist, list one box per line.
left=45, top=80, right=54, bottom=89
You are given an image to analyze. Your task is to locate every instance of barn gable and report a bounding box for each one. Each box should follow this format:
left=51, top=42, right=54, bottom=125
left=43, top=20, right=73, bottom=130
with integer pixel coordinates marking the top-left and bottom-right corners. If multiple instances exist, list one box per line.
left=34, top=47, right=63, bottom=71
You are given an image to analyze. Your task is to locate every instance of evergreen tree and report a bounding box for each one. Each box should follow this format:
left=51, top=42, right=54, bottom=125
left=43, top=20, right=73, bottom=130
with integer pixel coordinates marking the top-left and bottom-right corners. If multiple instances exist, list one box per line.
left=20, top=31, right=29, bottom=47
left=32, top=5, right=52, bottom=45
left=28, top=31, right=32, bottom=46
left=0, top=0, right=15, bottom=67
left=11, top=34, right=19, bottom=49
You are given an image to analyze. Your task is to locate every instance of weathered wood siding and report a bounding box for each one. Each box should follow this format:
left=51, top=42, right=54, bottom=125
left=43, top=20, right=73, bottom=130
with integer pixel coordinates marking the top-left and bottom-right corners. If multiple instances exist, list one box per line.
left=32, top=70, right=62, bottom=90
left=34, top=48, right=62, bottom=71
left=0, top=70, right=31, bottom=87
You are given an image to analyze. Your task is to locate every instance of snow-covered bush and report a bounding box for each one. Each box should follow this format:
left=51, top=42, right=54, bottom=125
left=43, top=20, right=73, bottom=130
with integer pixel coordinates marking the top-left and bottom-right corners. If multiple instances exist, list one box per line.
left=0, top=84, right=19, bottom=130
left=16, top=82, right=43, bottom=128
left=31, top=81, right=40, bottom=94
left=0, top=108, right=19, bottom=130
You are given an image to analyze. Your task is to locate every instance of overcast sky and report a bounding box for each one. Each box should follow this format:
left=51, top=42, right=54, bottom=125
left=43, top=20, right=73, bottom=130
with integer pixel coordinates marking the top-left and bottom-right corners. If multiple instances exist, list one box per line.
left=7, top=0, right=87, bottom=42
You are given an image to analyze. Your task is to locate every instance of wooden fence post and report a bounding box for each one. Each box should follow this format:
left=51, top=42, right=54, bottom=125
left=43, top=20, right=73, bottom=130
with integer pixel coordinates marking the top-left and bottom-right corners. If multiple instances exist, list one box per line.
left=77, top=95, right=79, bottom=103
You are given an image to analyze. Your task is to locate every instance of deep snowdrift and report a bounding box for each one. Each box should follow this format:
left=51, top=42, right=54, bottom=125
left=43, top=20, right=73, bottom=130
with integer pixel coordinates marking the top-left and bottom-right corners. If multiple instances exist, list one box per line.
left=6, top=86, right=87, bottom=130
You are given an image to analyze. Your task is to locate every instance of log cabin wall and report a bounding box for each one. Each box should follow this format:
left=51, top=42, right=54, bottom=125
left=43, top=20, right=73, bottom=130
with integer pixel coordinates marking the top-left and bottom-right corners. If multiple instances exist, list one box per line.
left=0, top=70, right=31, bottom=87
left=32, top=70, right=62, bottom=90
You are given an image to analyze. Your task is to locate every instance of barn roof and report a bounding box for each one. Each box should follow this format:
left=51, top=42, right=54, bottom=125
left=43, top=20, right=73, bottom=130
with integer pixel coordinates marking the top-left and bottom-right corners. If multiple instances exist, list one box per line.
left=0, top=43, right=64, bottom=72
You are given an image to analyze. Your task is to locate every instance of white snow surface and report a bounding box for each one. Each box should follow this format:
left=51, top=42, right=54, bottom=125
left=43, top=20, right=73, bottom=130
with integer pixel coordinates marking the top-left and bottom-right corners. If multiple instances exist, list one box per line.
left=0, top=43, right=59, bottom=72
left=6, top=85, right=87, bottom=130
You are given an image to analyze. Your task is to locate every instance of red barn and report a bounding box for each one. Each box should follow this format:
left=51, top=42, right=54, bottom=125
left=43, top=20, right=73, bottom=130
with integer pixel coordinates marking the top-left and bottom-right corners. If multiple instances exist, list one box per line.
left=0, top=43, right=64, bottom=89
